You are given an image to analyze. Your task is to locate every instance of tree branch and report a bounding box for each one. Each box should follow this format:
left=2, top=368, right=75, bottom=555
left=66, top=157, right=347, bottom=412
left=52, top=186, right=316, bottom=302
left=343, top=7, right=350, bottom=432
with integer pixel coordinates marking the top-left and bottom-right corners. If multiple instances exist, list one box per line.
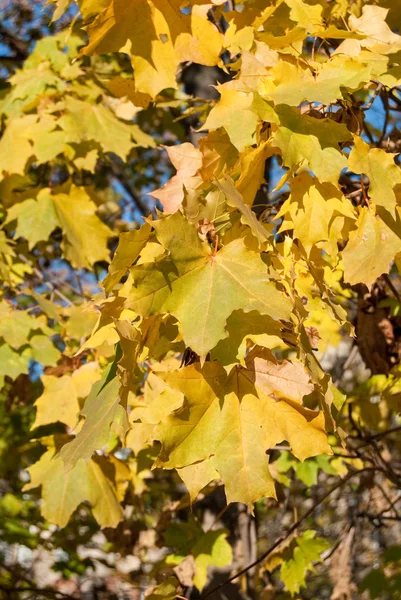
left=0, top=23, right=29, bottom=60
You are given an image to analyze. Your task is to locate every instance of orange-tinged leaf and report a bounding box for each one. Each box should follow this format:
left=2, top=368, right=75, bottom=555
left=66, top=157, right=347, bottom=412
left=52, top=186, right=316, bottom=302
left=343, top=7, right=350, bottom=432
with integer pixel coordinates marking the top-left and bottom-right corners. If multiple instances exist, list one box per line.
left=150, top=143, right=203, bottom=214
left=155, top=348, right=330, bottom=506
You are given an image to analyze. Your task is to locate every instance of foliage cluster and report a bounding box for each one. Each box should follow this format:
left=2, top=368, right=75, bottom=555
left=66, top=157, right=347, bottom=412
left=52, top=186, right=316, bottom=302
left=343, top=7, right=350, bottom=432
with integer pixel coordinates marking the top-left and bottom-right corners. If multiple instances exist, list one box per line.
left=2, top=0, right=401, bottom=598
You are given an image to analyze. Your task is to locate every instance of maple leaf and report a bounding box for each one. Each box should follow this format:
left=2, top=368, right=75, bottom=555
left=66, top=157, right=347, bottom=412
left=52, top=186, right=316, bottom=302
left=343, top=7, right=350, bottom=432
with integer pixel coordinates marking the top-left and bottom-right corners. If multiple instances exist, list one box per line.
left=280, top=530, right=330, bottom=596
left=27, top=335, right=61, bottom=367
left=210, top=309, right=291, bottom=372
left=154, top=347, right=331, bottom=506
left=127, top=212, right=292, bottom=358
left=0, top=65, right=64, bottom=118
left=5, top=190, right=59, bottom=250
left=260, top=56, right=372, bottom=107
left=150, top=143, right=203, bottom=214
left=5, top=185, right=113, bottom=266
left=131, top=371, right=184, bottom=427
left=24, top=437, right=125, bottom=527
left=0, top=115, right=39, bottom=175
left=201, top=84, right=259, bottom=152
left=235, top=142, right=275, bottom=206
left=276, top=173, right=356, bottom=256
left=285, top=0, right=323, bottom=30
left=0, top=301, right=51, bottom=349
left=339, top=5, right=401, bottom=55
left=63, top=303, right=99, bottom=339
left=348, top=136, right=401, bottom=216
left=52, top=185, right=114, bottom=267
left=79, top=0, right=223, bottom=97
left=198, top=130, right=238, bottom=182
left=272, top=105, right=351, bottom=185
left=32, top=363, right=101, bottom=430
left=59, top=96, right=154, bottom=160
left=107, top=76, right=152, bottom=109
left=0, top=344, right=30, bottom=380
left=145, top=577, right=179, bottom=600
left=342, top=207, right=401, bottom=288
left=166, top=521, right=233, bottom=590
left=217, top=176, right=272, bottom=247
left=177, top=458, right=220, bottom=503
left=59, top=367, right=129, bottom=470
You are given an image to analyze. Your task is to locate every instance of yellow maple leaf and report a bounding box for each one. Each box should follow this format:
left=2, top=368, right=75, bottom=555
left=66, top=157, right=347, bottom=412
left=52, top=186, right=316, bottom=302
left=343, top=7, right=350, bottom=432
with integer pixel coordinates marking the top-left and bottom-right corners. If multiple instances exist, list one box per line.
left=155, top=347, right=331, bottom=506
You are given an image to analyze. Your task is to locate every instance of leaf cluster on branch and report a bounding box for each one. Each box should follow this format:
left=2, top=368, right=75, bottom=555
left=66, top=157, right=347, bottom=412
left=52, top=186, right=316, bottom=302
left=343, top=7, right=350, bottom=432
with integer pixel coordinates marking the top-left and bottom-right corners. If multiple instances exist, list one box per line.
left=2, top=0, right=401, bottom=598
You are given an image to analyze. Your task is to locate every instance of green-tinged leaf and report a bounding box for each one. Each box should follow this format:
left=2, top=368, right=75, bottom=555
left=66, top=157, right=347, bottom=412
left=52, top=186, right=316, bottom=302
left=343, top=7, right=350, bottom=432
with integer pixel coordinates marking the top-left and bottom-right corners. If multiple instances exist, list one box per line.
left=145, top=577, right=179, bottom=600
left=0, top=344, right=30, bottom=380
left=52, top=185, right=113, bottom=268
left=127, top=212, right=292, bottom=358
left=192, top=530, right=232, bottom=590
left=24, top=440, right=124, bottom=528
left=0, top=301, right=50, bottom=349
left=165, top=521, right=232, bottom=591
left=59, top=373, right=128, bottom=470
left=5, top=190, right=59, bottom=249
left=273, top=105, right=351, bottom=185
left=59, top=96, right=154, bottom=159
left=260, top=56, right=372, bottom=107
left=27, top=335, right=61, bottom=367
left=280, top=530, right=330, bottom=596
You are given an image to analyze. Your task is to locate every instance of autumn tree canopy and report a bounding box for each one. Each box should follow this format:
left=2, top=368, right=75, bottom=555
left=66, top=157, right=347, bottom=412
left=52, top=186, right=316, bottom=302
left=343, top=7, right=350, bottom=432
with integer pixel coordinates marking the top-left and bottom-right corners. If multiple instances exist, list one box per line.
left=2, top=0, right=401, bottom=598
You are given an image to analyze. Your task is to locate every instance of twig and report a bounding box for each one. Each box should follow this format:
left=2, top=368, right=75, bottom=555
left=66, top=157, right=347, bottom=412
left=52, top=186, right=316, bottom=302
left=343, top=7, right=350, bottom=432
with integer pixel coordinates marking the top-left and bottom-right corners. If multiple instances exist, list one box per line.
left=363, top=122, right=375, bottom=145
left=18, top=253, right=74, bottom=307
left=213, top=234, right=219, bottom=257
left=311, top=36, right=317, bottom=62
left=383, top=273, right=401, bottom=303
left=363, top=82, right=383, bottom=111
left=206, top=504, right=230, bottom=532
left=107, top=158, right=149, bottom=216
left=0, top=23, right=29, bottom=59
left=345, top=188, right=362, bottom=199
left=360, top=178, right=369, bottom=206
left=0, top=582, right=77, bottom=600
left=342, top=344, right=359, bottom=372
left=357, top=425, right=401, bottom=447
left=201, top=467, right=380, bottom=599
left=378, top=91, right=390, bottom=145
left=376, top=493, right=401, bottom=518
